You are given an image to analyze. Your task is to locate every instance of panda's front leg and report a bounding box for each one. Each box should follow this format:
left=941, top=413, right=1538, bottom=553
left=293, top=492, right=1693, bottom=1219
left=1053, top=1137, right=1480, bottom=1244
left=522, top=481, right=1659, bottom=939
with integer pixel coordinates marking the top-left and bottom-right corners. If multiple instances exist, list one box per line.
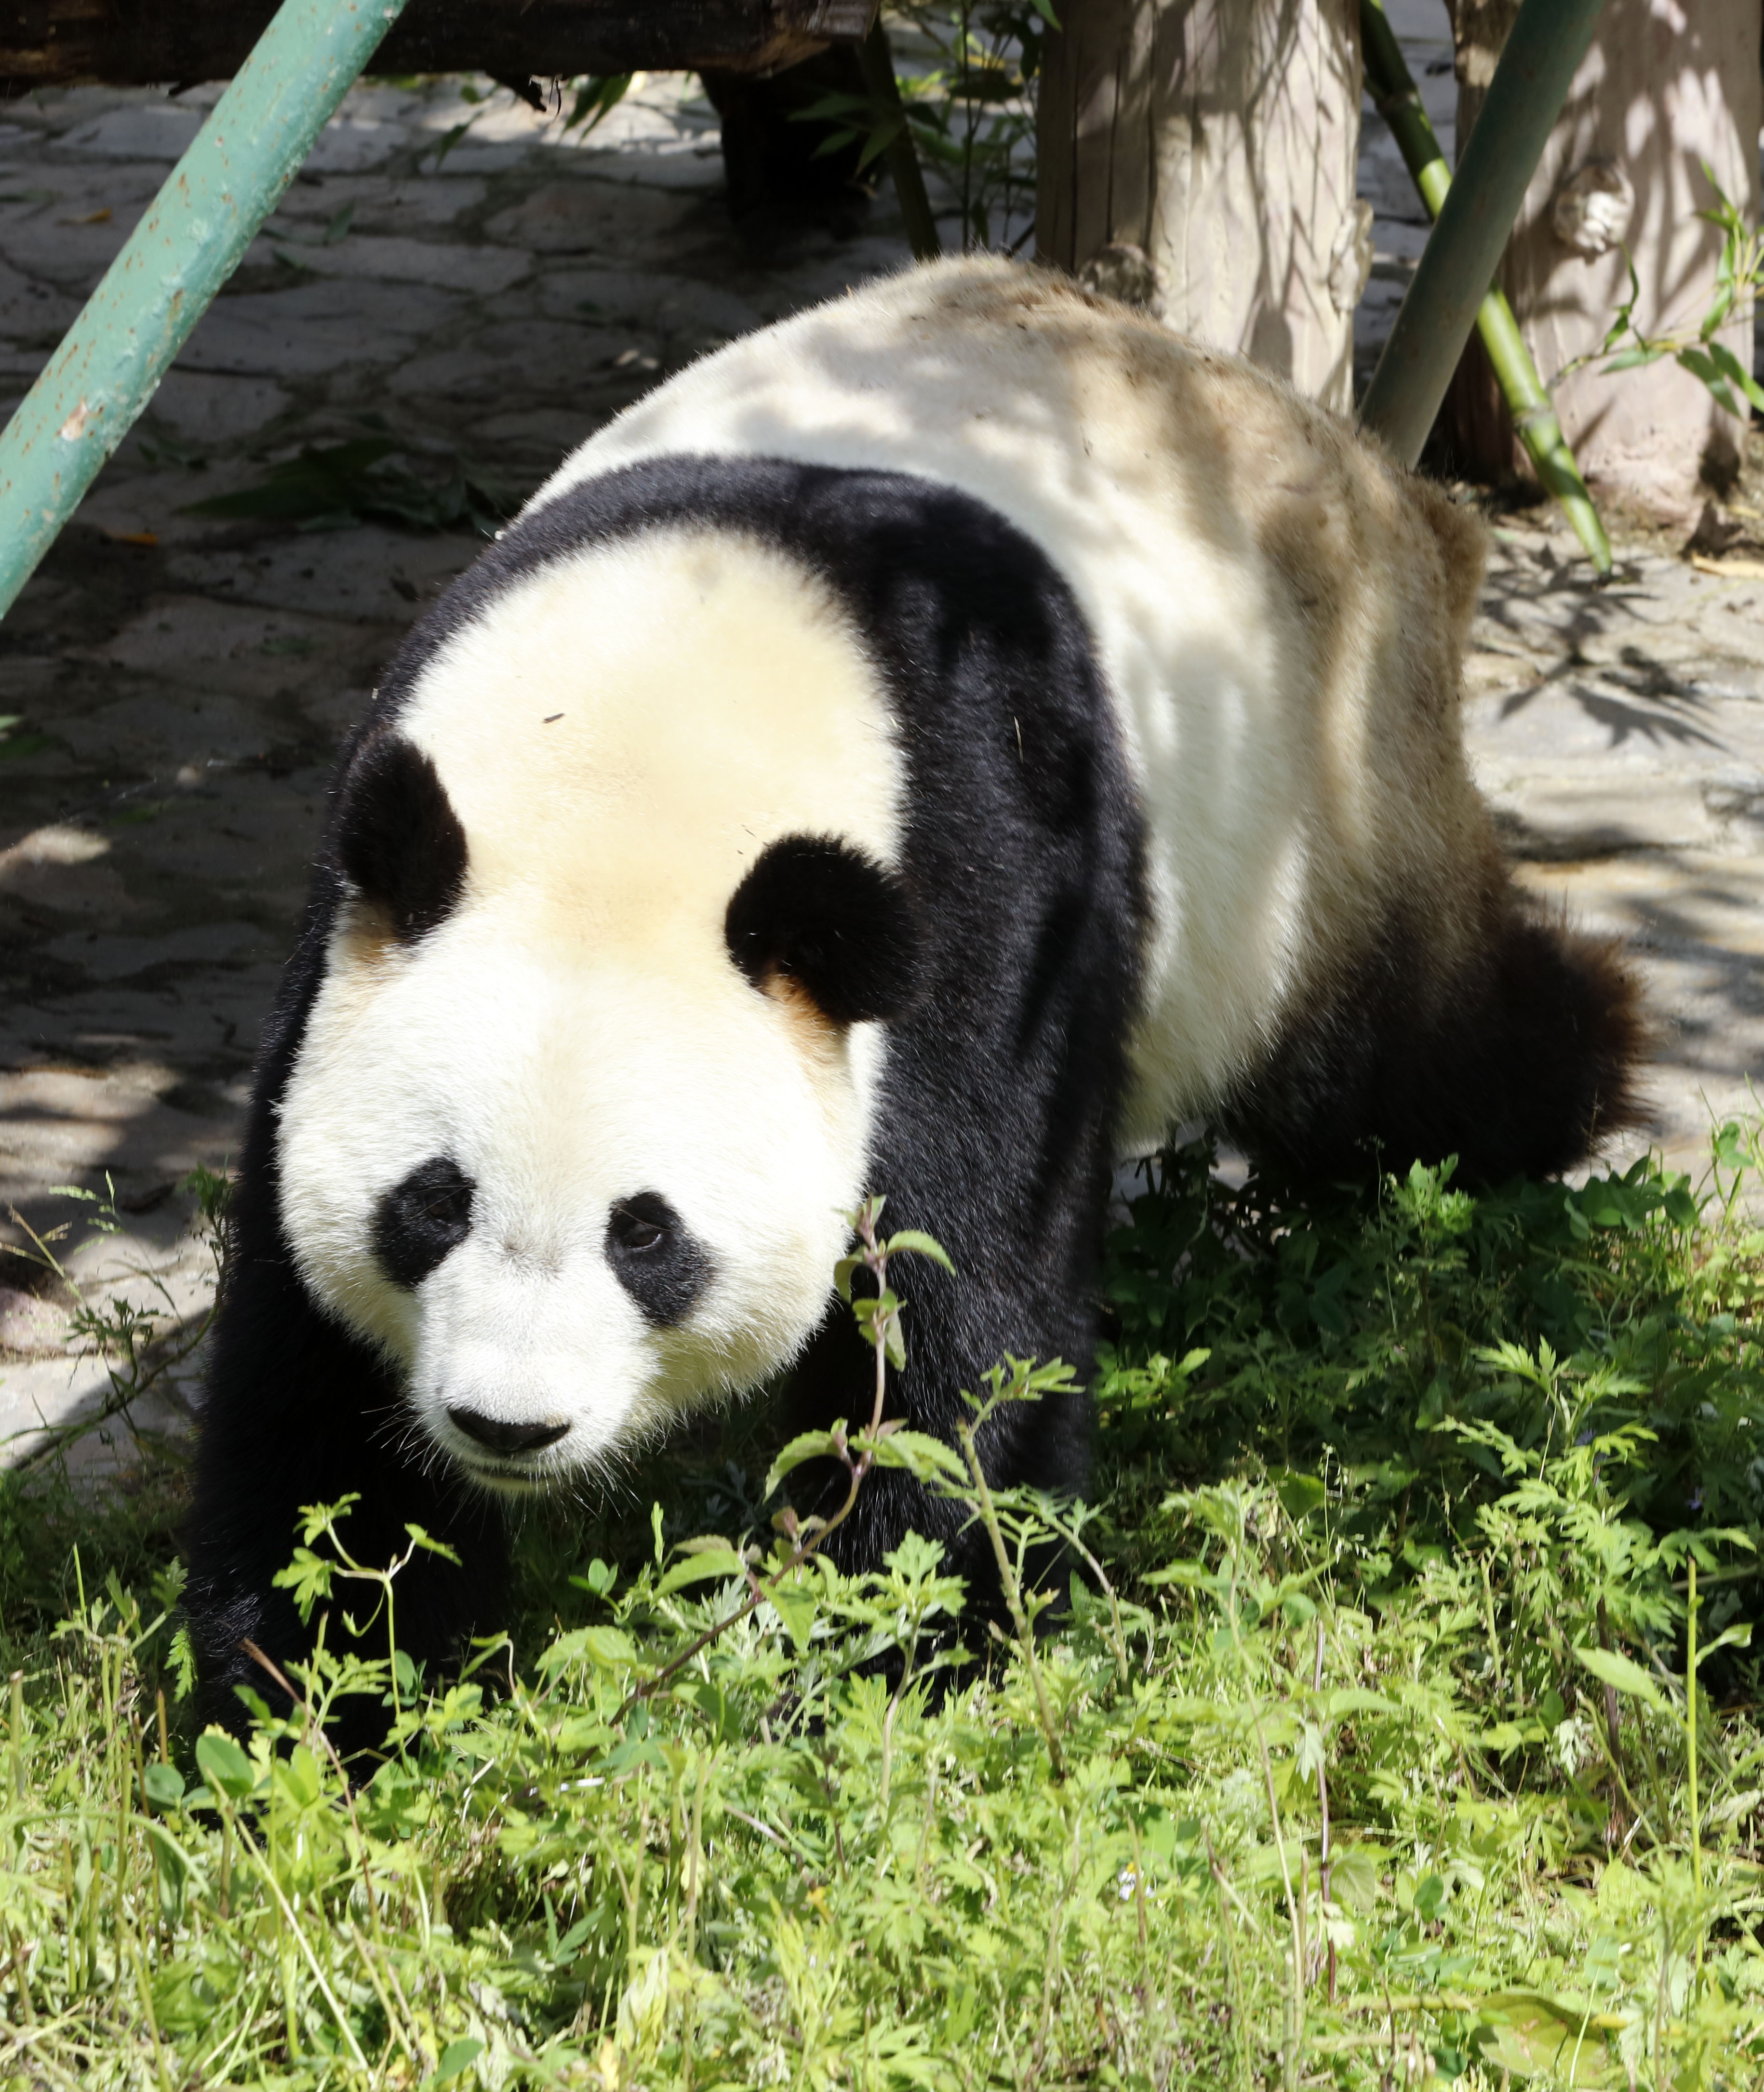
left=185, top=1203, right=505, bottom=1756
left=775, top=1219, right=1099, bottom=1633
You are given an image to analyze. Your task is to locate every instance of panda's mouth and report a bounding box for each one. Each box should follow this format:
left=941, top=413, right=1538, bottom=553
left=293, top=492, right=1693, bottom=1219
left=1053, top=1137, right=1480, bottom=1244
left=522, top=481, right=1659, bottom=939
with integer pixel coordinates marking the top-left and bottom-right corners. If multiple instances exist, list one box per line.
left=454, top=1453, right=553, bottom=1497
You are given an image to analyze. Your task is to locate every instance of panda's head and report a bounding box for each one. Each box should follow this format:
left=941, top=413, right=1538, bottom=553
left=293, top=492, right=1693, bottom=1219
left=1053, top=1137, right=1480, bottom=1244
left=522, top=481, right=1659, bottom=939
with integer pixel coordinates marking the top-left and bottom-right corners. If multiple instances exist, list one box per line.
left=275, top=528, right=917, bottom=1493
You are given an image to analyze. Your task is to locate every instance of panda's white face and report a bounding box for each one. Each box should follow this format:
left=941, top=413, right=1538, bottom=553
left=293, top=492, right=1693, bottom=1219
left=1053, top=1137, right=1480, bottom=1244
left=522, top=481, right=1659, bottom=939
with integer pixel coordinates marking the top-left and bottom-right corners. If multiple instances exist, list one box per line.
left=276, top=529, right=906, bottom=1492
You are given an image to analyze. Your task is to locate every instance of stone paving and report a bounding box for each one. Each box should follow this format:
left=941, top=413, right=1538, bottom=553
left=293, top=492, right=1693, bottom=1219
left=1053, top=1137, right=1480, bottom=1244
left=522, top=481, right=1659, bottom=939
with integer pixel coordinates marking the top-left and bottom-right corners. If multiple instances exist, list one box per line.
left=3, top=50, right=1764, bottom=1464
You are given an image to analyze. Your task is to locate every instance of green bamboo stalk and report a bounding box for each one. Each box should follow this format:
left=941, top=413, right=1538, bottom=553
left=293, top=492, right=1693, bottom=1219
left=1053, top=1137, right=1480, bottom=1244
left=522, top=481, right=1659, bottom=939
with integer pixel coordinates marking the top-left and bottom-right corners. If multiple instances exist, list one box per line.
left=1359, top=0, right=1605, bottom=468
left=1360, top=0, right=1610, bottom=576
left=860, top=16, right=942, bottom=263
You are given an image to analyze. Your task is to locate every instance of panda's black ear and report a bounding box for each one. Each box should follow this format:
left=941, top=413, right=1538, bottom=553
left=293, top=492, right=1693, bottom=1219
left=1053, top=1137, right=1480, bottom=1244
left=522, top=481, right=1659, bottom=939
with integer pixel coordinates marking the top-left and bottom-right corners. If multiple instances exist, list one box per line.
left=333, top=731, right=468, bottom=942
left=725, top=834, right=921, bottom=1026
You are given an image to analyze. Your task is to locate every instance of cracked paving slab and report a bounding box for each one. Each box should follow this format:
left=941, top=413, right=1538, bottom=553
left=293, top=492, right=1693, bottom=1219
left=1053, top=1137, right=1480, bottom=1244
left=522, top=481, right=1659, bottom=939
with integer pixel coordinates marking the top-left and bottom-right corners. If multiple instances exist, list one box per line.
left=2, top=59, right=1760, bottom=1464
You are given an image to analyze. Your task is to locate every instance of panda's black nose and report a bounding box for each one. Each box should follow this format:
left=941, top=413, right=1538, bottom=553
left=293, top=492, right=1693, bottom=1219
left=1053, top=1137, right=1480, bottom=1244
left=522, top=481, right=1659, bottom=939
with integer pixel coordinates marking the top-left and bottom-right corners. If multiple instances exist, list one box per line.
left=446, top=1407, right=571, bottom=1456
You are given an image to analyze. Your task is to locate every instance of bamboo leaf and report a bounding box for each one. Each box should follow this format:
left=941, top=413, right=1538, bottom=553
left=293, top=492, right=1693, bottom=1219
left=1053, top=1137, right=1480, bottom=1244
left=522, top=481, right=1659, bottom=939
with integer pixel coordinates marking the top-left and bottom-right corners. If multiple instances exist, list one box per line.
left=1704, top=339, right=1764, bottom=415
left=1676, top=346, right=1744, bottom=420
left=1599, top=343, right=1664, bottom=372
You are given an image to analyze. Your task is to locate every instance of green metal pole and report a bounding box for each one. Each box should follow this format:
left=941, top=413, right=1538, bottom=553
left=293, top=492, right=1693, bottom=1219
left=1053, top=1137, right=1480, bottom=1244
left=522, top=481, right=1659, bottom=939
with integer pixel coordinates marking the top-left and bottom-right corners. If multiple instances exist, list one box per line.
left=1358, top=0, right=1605, bottom=469
left=1360, top=0, right=1610, bottom=576
left=0, top=0, right=410, bottom=622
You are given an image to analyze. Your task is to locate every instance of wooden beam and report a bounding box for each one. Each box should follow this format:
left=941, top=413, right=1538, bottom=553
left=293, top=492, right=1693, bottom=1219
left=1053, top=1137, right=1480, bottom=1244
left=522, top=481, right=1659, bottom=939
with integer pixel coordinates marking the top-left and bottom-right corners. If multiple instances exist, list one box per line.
left=0, top=0, right=875, bottom=93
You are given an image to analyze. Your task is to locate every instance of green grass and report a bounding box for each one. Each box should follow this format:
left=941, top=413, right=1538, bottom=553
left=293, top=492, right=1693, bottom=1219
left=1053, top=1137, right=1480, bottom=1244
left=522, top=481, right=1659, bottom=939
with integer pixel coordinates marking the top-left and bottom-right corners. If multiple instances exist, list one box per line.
left=4, top=1131, right=1764, bottom=2089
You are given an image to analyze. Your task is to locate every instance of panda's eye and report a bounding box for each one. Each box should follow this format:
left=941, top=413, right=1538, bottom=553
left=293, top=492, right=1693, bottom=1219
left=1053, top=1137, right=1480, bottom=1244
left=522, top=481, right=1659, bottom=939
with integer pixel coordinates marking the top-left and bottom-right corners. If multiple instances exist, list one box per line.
left=374, top=1155, right=476, bottom=1288
left=611, top=1207, right=665, bottom=1252
left=605, top=1192, right=714, bottom=1326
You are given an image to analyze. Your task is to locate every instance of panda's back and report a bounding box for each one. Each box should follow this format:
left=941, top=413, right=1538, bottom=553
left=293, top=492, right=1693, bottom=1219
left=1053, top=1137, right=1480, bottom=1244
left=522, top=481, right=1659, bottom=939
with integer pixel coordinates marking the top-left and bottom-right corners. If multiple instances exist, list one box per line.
left=527, top=257, right=1493, bottom=1149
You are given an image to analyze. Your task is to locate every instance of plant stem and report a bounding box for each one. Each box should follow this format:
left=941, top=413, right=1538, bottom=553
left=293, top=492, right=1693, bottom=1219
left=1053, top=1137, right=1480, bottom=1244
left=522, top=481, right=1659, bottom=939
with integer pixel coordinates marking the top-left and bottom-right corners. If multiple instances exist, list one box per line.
left=1688, top=1554, right=1704, bottom=1989
left=954, top=1416, right=1065, bottom=1780
left=1314, top=1621, right=1336, bottom=2005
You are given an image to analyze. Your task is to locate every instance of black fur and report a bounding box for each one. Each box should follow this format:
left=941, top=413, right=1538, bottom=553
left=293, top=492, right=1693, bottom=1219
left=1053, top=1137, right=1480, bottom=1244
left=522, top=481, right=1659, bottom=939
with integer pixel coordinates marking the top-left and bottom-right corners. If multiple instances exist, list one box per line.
left=334, top=731, right=468, bottom=941
left=1222, top=898, right=1644, bottom=1186
left=373, top=1156, right=476, bottom=1289
left=725, top=833, right=921, bottom=1024
left=605, top=1192, right=715, bottom=1327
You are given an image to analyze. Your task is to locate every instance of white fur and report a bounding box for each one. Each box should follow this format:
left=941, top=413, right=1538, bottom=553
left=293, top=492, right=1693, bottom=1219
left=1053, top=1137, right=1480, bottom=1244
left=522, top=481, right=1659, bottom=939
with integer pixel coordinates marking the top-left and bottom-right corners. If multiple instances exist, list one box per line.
left=278, top=532, right=903, bottom=1483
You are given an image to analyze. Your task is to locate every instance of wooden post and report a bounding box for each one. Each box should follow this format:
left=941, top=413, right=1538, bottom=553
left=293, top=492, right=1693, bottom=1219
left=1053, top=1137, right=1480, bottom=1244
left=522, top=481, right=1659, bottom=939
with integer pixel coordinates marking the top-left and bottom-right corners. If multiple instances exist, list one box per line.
left=1036, top=0, right=1366, bottom=413
left=1444, top=0, right=1763, bottom=522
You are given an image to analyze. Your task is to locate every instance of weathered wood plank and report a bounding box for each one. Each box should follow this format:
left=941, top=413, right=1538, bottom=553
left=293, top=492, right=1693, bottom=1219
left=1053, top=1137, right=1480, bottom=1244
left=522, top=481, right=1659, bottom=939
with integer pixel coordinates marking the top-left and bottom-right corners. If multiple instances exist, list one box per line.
left=0, top=0, right=875, bottom=91
left=1035, top=0, right=1365, bottom=414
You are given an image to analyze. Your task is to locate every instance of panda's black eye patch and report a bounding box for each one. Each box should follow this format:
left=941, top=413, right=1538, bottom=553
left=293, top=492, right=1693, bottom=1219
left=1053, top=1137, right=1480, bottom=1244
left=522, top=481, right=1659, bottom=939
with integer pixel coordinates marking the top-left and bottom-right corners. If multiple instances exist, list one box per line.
left=725, top=833, right=921, bottom=1026
left=373, top=1156, right=476, bottom=1288
left=334, top=730, right=468, bottom=942
left=605, top=1191, right=713, bottom=1327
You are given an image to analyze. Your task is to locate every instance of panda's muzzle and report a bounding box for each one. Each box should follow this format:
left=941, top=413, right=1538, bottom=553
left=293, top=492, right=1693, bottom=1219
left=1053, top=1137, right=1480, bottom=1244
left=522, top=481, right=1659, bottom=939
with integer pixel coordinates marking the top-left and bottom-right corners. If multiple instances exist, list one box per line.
left=446, top=1407, right=571, bottom=1457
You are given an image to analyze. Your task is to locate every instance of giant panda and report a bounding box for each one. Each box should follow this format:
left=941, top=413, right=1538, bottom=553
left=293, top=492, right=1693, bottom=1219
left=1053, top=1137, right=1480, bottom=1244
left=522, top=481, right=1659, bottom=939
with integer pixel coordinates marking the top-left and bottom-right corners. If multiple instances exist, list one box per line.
left=185, top=258, right=1642, bottom=1730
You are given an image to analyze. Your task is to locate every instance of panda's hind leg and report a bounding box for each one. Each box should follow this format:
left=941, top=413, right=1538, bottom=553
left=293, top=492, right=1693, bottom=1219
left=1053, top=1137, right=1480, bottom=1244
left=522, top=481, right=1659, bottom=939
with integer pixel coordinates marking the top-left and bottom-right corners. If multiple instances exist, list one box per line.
left=1221, top=883, right=1647, bottom=1187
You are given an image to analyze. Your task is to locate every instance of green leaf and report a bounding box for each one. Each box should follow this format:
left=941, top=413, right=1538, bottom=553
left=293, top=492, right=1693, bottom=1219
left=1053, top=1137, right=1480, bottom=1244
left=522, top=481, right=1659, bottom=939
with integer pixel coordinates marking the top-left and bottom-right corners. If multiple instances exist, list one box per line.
left=1693, top=1620, right=1753, bottom=1670
left=564, top=73, right=633, bottom=137
left=1704, top=338, right=1764, bottom=414
left=194, top=1730, right=255, bottom=1802
left=764, top=1429, right=841, bottom=1498
left=1676, top=346, right=1744, bottom=420
left=657, top=1545, right=747, bottom=1596
left=882, top=1228, right=956, bottom=1273
left=788, top=90, right=873, bottom=123
left=424, top=2037, right=484, bottom=2088
left=855, top=114, right=907, bottom=172
left=1327, top=1843, right=1383, bottom=1912
left=168, top=1622, right=197, bottom=1703
left=1600, top=345, right=1665, bottom=372
left=1700, top=280, right=1736, bottom=337
left=1472, top=1993, right=1619, bottom=2086
left=537, top=1625, right=637, bottom=1676
left=769, top=1569, right=819, bottom=1650
left=867, top=1428, right=969, bottom=1486
left=1572, top=1644, right=1668, bottom=1713
left=1274, top=1471, right=1327, bottom=1524
left=141, top=1762, right=185, bottom=1810
left=271, top=1544, right=335, bottom=1625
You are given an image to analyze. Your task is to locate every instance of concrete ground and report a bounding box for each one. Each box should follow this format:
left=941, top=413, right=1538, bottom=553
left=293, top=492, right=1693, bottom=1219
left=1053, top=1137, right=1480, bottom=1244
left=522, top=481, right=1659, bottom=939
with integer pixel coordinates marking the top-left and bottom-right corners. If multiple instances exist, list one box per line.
left=3, top=44, right=1762, bottom=1465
